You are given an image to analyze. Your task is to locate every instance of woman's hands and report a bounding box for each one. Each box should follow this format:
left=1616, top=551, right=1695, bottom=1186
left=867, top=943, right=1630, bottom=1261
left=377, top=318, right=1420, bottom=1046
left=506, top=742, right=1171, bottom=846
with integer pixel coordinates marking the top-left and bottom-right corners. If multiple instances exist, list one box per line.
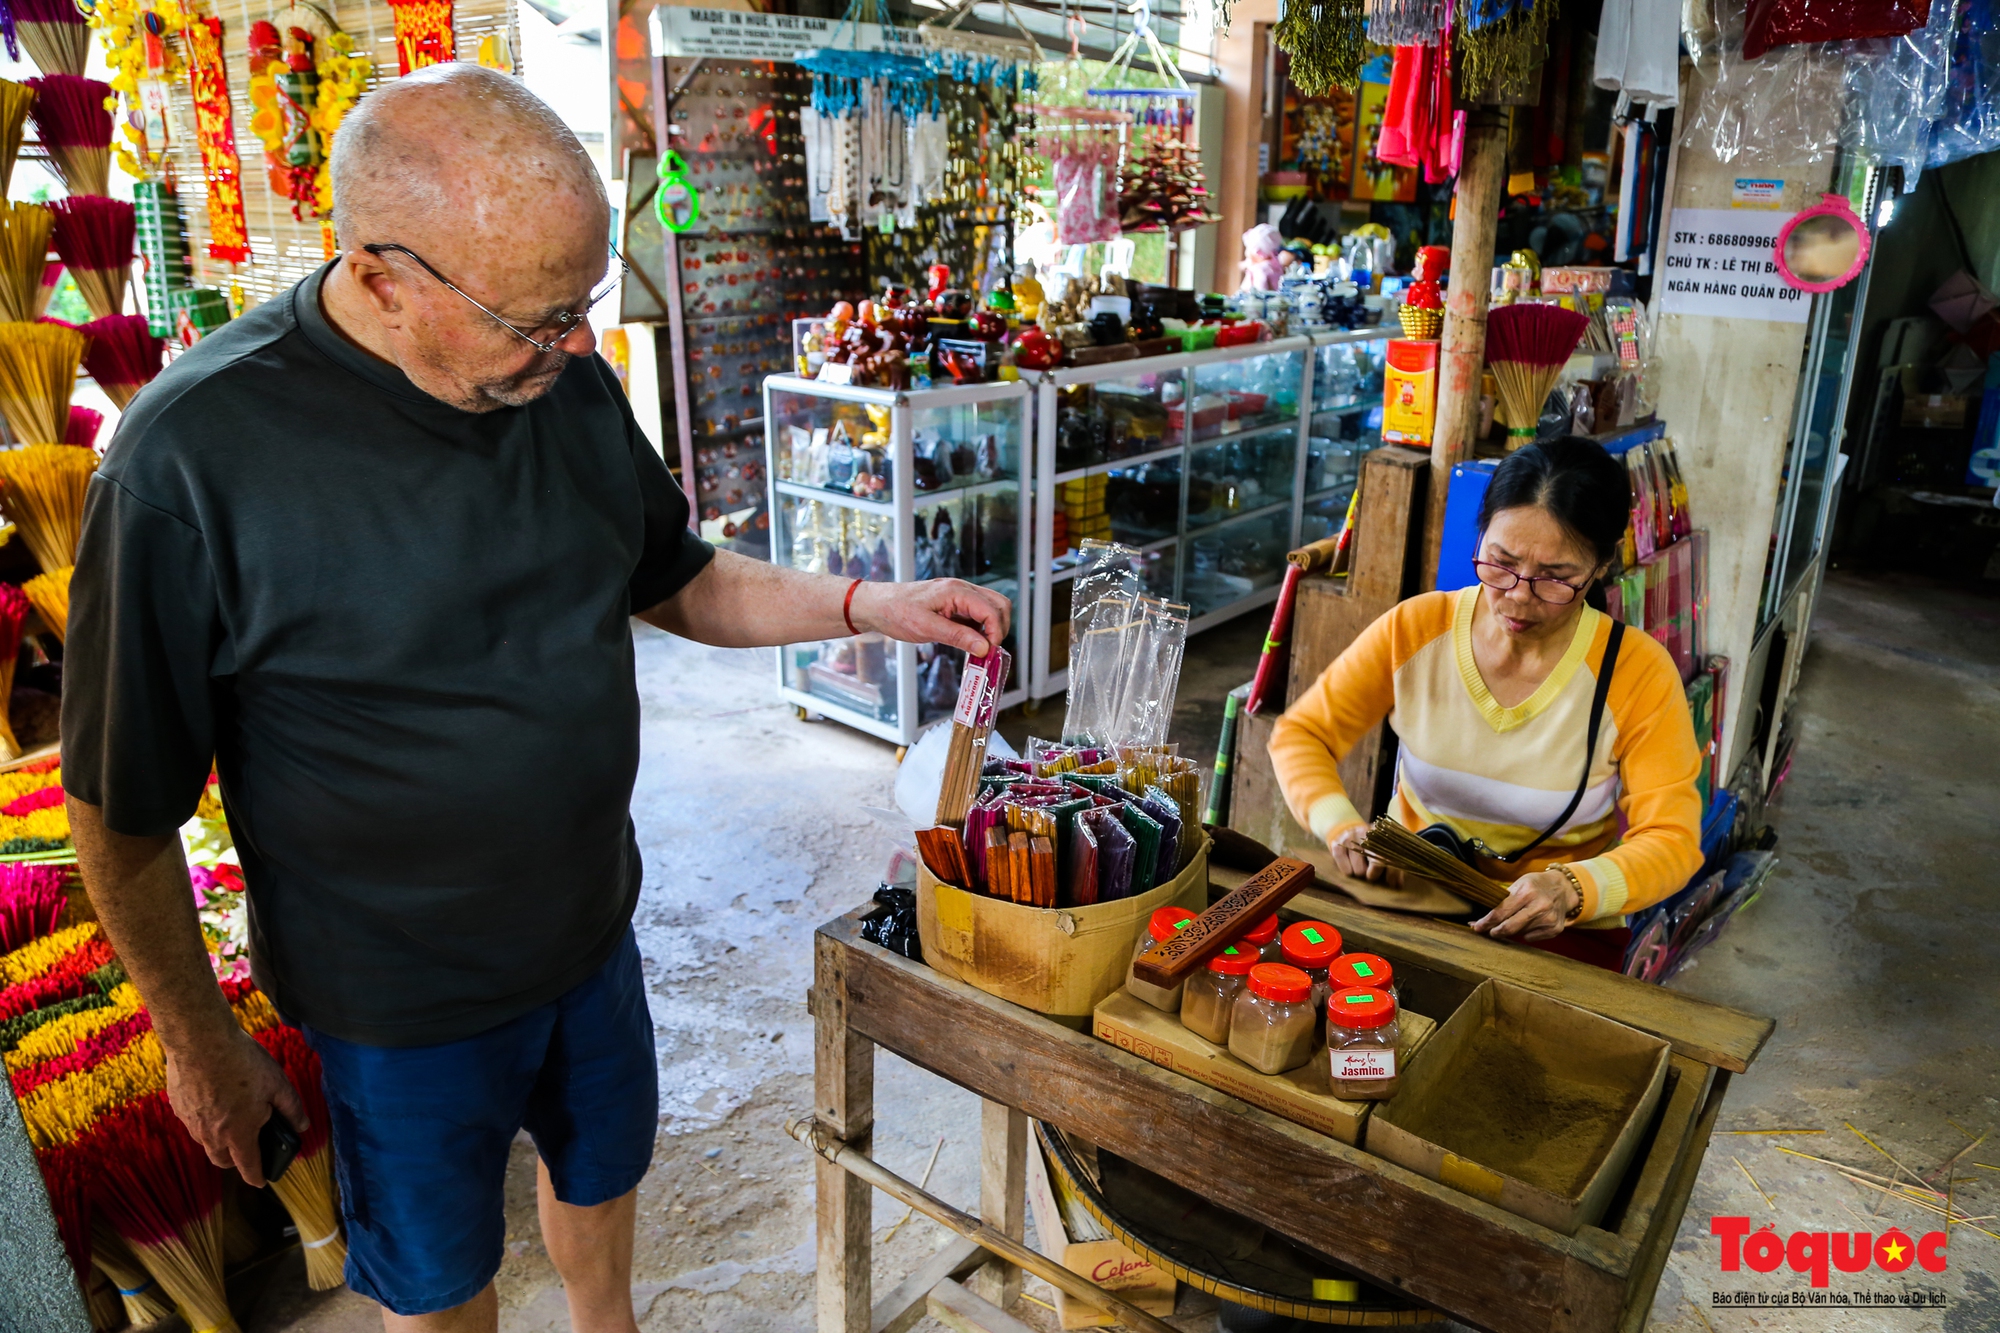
left=1471, top=868, right=1581, bottom=942
left=1327, top=823, right=1400, bottom=885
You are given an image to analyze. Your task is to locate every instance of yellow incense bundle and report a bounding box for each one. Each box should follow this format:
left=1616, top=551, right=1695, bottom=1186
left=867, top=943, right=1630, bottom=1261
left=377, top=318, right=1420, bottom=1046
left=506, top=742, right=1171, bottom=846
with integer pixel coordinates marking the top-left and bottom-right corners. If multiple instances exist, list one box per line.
left=0, top=323, right=85, bottom=445
left=1357, top=816, right=1511, bottom=910
left=272, top=1143, right=347, bottom=1288
left=23, top=565, right=69, bottom=641
left=0, top=202, right=51, bottom=323
left=90, top=1221, right=176, bottom=1328
left=0, top=443, right=94, bottom=571
left=0, top=80, right=31, bottom=197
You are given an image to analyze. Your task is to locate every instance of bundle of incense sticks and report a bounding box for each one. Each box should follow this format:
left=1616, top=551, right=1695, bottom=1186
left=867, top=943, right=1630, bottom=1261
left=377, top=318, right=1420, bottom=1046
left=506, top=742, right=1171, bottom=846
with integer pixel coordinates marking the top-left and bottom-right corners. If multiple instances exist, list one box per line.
left=80, top=314, right=163, bottom=409
left=94, top=1093, right=243, bottom=1333
left=35, top=259, right=59, bottom=317
left=252, top=1024, right=347, bottom=1288
left=24, top=564, right=69, bottom=641
left=63, top=403, right=98, bottom=447
left=90, top=1219, right=175, bottom=1327
left=0, top=441, right=94, bottom=566
left=0, top=581, right=35, bottom=760
left=0, top=857, right=64, bottom=950
left=1486, top=302, right=1591, bottom=448
left=0, top=199, right=51, bottom=323
left=0, top=324, right=86, bottom=445
left=933, top=645, right=1010, bottom=826
left=26, top=75, right=111, bottom=198
left=11, top=0, right=90, bottom=77
left=48, top=196, right=133, bottom=321
left=1358, top=816, right=1510, bottom=909
left=0, top=79, right=30, bottom=196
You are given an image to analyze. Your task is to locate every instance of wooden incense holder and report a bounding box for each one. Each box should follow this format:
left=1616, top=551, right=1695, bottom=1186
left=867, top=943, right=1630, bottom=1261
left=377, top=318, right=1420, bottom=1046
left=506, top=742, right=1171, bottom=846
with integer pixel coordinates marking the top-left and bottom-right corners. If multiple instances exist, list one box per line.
left=1131, top=856, right=1314, bottom=989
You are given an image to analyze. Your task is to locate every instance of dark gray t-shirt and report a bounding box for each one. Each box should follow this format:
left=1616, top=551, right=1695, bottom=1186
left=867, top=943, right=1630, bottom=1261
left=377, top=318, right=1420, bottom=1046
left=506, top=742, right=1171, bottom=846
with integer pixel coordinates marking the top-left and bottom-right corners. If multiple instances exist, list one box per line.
left=61, top=263, right=713, bottom=1046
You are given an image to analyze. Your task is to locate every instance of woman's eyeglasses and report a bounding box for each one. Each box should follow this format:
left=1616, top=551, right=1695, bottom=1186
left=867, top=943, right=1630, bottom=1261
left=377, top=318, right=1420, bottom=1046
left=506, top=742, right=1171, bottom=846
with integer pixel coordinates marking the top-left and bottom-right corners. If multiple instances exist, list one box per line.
left=362, top=242, right=627, bottom=354
left=1472, top=559, right=1589, bottom=605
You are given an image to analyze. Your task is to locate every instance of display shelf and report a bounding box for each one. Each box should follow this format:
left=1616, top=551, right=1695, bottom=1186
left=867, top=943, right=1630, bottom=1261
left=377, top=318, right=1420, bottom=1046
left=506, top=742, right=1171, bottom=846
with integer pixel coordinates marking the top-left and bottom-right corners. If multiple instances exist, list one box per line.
left=1052, top=442, right=1188, bottom=486
left=765, top=375, right=1032, bottom=745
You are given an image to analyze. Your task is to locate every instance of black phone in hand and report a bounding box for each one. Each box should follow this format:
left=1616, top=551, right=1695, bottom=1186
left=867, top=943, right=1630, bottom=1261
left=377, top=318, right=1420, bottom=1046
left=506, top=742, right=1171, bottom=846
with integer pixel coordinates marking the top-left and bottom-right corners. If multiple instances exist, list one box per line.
left=259, top=1114, right=301, bottom=1185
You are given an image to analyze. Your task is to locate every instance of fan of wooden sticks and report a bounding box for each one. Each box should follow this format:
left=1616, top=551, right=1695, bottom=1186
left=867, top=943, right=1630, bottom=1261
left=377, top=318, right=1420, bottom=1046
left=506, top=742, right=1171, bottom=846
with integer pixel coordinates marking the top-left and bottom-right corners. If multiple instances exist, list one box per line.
left=1358, top=817, right=1510, bottom=910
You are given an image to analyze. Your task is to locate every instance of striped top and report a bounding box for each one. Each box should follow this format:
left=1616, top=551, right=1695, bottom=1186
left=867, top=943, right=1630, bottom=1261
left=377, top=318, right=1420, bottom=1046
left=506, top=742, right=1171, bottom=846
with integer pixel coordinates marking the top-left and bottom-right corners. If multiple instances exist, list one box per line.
left=1268, top=588, right=1704, bottom=925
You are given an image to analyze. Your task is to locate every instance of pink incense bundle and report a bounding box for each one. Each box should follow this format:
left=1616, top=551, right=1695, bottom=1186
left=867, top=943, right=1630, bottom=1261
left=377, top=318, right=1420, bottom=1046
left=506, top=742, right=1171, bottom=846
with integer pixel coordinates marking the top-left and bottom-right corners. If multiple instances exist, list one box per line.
left=80, top=313, right=161, bottom=410
left=92, top=1092, right=243, bottom=1333
left=0, top=859, right=66, bottom=950
left=26, top=75, right=111, bottom=197
left=10, top=0, right=89, bottom=76
left=48, top=196, right=132, bottom=321
left=1485, top=302, right=1591, bottom=447
left=0, top=580, right=26, bottom=758
left=36, top=260, right=60, bottom=318
left=62, top=403, right=97, bottom=447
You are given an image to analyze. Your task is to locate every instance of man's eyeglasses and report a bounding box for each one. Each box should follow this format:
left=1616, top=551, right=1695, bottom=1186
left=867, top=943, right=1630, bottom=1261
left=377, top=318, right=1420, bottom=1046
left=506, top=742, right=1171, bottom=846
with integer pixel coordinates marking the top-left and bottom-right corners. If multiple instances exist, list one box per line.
left=362, top=242, right=628, bottom=354
left=1471, top=559, right=1590, bottom=605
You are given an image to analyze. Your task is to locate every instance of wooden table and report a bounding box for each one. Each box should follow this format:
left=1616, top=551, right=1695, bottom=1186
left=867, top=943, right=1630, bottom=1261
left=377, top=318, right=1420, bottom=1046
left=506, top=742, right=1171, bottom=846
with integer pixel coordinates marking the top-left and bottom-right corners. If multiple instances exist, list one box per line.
left=811, top=890, right=1772, bottom=1333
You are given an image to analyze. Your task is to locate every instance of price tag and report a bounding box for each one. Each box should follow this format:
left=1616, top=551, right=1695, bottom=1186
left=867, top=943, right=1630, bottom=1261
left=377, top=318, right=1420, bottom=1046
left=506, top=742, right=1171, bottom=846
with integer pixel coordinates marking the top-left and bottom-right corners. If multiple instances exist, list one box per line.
left=817, top=362, right=854, bottom=386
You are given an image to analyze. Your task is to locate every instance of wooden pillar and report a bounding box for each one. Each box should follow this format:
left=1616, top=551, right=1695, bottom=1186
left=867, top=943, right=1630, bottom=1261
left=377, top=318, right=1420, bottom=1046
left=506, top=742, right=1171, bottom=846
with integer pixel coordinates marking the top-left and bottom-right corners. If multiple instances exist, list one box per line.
left=968, top=1100, right=1027, bottom=1310
left=1421, top=109, right=1509, bottom=590
left=814, top=931, right=875, bottom=1333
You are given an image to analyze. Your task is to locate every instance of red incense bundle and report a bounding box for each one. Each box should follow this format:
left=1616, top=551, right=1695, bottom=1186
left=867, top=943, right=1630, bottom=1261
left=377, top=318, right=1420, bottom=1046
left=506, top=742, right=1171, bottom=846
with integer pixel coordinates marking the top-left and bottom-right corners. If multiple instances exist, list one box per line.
left=0, top=580, right=28, bottom=759
left=252, top=1024, right=348, bottom=1288
left=80, top=313, right=163, bottom=410
left=63, top=403, right=97, bottom=447
left=93, top=1092, right=243, bottom=1333
left=0, top=858, right=66, bottom=949
left=934, top=645, right=1010, bottom=826
left=1485, top=303, right=1591, bottom=447
left=11, top=0, right=89, bottom=76
left=36, top=259, right=60, bottom=318
left=48, top=196, right=133, bottom=321
left=26, top=75, right=112, bottom=197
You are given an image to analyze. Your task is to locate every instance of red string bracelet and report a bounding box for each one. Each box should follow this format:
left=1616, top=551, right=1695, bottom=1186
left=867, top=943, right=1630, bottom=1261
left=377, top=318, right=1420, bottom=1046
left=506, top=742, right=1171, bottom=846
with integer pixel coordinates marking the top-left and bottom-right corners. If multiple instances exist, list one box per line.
left=843, top=578, right=863, bottom=637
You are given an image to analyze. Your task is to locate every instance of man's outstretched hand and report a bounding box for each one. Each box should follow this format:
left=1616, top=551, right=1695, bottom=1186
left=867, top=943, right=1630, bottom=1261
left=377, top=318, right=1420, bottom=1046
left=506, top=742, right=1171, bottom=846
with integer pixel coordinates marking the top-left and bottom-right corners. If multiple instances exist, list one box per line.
left=852, top=578, right=1013, bottom=658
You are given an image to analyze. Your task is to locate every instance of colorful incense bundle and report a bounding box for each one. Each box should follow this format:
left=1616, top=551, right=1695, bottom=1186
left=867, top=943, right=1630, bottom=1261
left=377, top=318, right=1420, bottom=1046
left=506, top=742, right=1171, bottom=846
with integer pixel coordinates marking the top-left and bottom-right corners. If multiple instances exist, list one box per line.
left=934, top=646, right=1010, bottom=826
left=80, top=314, right=161, bottom=410
left=23, top=565, right=69, bottom=641
left=0, top=78, right=29, bottom=196
left=90, top=1220, right=175, bottom=1328
left=26, top=75, right=111, bottom=198
left=1358, top=815, right=1510, bottom=909
left=12, top=0, right=88, bottom=76
left=63, top=404, right=97, bottom=447
left=252, top=1024, right=347, bottom=1288
left=0, top=323, right=84, bottom=445
left=1485, top=302, right=1590, bottom=447
left=48, top=196, right=133, bottom=322
left=34, top=260, right=58, bottom=318
left=0, top=858, right=64, bottom=949
left=0, top=200, right=51, bottom=323
left=94, top=1093, right=243, bottom=1333
left=0, top=580, right=28, bottom=758
left=0, top=442, right=94, bottom=567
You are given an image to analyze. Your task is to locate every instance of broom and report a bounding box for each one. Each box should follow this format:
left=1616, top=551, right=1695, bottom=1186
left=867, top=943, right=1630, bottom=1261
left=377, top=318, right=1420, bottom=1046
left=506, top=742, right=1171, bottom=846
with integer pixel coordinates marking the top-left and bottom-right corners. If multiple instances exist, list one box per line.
left=11, top=0, right=90, bottom=77
left=0, top=323, right=85, bottom=444
left=91, top=1219, right=177, bottom=1328
left=1485, top=303, right=1590, bottom=449
left=80, top=314, right=161, bottom=409
left=26, top=75, right=111, bottom=198
left=48, top=197, right=132, bottom=322
left=22, top=565, right=67, bottom=640
left=63, top=404, right=96, bottom=447
left=254, top=1023, right=348, bottom=1289
left=90, top=1092, right=243, bottom=1333
left=0, top=78, right=30, bottom=196
left=0, top=200, right=50, bottom=323
left=1357, top=815, right=1510, bottom=909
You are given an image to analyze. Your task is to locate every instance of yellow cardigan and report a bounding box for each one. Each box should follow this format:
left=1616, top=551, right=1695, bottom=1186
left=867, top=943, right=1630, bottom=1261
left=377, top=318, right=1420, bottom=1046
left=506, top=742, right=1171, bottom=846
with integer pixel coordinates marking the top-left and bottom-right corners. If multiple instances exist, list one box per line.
left=1268, top=587, right=1705, bottom=924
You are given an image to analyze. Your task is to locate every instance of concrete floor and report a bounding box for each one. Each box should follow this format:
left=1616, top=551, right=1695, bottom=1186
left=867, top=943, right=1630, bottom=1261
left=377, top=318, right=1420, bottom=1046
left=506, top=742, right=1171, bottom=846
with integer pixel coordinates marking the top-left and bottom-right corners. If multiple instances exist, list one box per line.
left=241, top=569, right=1999, bottom=1333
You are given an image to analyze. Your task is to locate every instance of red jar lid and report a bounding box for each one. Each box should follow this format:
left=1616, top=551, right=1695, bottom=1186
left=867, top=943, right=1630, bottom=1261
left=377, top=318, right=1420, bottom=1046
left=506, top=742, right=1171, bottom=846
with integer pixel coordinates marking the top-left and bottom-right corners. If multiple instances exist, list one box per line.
left=1330, top=952, right=1394, bottom=990
left=1280, top=921, right=1344, bottom=969
left=1248, top=962, right=1312, bottom=1003
left=1148, top=906, right=1197, bottom=942
left=1328, top=986, right=1396, bottom=1029
left=1239, top=914, right=1279, bottom=947
left=1206, top=944, right=1259, bottom=976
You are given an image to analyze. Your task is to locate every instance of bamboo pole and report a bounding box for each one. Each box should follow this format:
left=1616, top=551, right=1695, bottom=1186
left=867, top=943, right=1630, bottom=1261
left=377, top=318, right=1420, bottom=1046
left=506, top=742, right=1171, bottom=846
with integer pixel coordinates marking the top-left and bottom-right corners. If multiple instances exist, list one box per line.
left=786, top=1116, right=1181, bottom=1333
left=1421, top=107, right=1509, bottom=591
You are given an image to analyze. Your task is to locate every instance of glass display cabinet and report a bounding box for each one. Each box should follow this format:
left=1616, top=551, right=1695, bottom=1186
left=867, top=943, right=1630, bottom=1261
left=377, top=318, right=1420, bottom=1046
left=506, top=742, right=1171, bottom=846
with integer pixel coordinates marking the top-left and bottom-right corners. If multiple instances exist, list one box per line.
left=1300, top=328, right=1392, bottom=547
left=764, top=375, right=1031, bottom=745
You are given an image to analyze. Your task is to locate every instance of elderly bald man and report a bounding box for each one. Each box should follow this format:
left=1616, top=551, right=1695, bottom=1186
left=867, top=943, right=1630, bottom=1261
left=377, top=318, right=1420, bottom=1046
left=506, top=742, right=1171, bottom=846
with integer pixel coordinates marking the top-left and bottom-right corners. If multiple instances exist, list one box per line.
left=60, top=65, right=1007, bottom=1332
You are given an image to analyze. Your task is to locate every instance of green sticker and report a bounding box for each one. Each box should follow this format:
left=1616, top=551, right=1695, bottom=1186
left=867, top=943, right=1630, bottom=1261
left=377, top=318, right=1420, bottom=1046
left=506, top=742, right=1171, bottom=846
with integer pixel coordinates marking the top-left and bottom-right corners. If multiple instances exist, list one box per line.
left=1351, top=960, right=1376, bottom=978
left=1302, top=928, right=1324, bottom=945
left=1344, top=993, right=1372, bottom=1004
left=1222, top=946, right=1243, bottom=957
left=1173, top=917, right=1194, bottom=930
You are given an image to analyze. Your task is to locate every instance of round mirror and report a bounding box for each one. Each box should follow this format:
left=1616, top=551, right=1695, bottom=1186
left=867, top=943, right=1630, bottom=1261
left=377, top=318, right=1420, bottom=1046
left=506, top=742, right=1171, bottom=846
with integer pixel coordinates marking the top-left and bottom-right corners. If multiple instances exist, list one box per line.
left=1774, top=195, right=1871, bottom=293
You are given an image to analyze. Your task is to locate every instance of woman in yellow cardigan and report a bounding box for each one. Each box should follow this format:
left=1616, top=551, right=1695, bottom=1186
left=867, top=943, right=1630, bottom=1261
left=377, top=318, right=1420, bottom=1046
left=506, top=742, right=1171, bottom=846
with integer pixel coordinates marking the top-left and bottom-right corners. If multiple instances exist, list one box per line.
left=1270, top=437, right=1704, bottom=970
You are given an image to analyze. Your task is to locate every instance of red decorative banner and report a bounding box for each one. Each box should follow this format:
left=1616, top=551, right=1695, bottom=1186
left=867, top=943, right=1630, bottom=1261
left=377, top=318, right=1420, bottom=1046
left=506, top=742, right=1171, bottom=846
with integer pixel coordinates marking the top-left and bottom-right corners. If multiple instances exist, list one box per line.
left=388, top=0, right=455, bottom=75
left=185, top=16, right=251, bottom=263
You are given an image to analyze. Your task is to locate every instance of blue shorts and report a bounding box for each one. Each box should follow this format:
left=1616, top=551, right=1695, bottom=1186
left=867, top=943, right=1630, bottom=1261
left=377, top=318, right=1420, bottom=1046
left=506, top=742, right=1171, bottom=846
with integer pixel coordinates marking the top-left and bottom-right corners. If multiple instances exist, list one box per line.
left=301, top=926, right=657, bottom=1316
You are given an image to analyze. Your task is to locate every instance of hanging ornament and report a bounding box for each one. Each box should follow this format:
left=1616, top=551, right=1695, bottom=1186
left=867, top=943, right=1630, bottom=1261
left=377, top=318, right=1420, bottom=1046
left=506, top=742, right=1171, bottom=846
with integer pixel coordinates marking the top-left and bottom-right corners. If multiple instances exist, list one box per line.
left=1272, top=0, right=1368, bottom=96
left=184, top=15, right=251, bottom=263
left=386, top=0, right=453, bottom=75
left=1456, top=0, right=1556, bottom=103
left=654, top=149, right=699, bottom=233
left=247, top=9, right=335, bottom=222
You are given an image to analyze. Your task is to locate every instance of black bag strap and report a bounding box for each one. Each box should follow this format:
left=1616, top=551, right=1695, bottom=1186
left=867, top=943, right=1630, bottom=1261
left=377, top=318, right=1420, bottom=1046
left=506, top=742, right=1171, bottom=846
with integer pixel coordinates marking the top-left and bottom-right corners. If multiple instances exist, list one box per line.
left=1489, top=620, right=1625, bottom=865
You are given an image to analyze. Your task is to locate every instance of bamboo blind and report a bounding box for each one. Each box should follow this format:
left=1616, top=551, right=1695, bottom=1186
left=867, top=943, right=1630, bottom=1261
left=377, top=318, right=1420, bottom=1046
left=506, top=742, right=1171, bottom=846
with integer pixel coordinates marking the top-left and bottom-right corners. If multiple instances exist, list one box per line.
left=157, top=0, right=524, bottom=314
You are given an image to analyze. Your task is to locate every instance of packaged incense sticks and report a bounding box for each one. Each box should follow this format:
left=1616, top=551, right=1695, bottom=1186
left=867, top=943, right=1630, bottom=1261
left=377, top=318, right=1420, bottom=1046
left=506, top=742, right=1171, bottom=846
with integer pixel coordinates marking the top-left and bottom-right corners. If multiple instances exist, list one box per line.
left=934, top=645, right=1010, bottom=826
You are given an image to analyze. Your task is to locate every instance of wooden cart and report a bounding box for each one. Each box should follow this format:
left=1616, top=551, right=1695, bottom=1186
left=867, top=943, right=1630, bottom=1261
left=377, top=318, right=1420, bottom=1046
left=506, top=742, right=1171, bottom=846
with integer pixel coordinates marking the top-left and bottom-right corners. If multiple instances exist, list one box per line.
left=808, top=885, right=1772, bottom=1333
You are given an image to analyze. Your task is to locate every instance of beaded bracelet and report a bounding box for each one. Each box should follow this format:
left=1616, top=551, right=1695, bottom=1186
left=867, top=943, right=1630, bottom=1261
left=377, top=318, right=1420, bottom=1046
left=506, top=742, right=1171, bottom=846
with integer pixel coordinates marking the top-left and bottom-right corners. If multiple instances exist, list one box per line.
left=1552, top=864, right=1586, bottom=922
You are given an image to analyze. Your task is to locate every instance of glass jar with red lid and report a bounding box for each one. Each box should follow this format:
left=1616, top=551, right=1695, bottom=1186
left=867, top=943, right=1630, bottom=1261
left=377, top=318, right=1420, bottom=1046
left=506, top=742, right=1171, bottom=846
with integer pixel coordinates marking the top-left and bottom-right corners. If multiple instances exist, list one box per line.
left=1128, top=905, right=1199, bottom=1012
left=1179, top=943, right=1259, bottom=1045
left=1279, top=920, right=1344, bottom=1031
left=1328, top=951, right=1397, bottom=1005
left=1326, top=986, right=1400, bottom=1099
left=1239, top=913, right=1282, bottom=962
left=1229, top=963, right=1318, bottom=1075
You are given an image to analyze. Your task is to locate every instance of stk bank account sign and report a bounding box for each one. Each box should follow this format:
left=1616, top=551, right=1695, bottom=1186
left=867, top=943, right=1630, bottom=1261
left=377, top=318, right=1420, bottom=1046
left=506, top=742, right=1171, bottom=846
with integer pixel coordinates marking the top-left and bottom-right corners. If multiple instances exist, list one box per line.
left=1657, top=209, right=1811, bottom=324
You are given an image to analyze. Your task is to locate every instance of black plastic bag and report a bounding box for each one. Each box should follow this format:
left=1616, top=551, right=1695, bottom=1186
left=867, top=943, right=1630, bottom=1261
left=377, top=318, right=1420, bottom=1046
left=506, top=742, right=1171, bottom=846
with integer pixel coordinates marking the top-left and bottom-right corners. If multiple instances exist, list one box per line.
left=859, top=884, right=923, bottom=961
